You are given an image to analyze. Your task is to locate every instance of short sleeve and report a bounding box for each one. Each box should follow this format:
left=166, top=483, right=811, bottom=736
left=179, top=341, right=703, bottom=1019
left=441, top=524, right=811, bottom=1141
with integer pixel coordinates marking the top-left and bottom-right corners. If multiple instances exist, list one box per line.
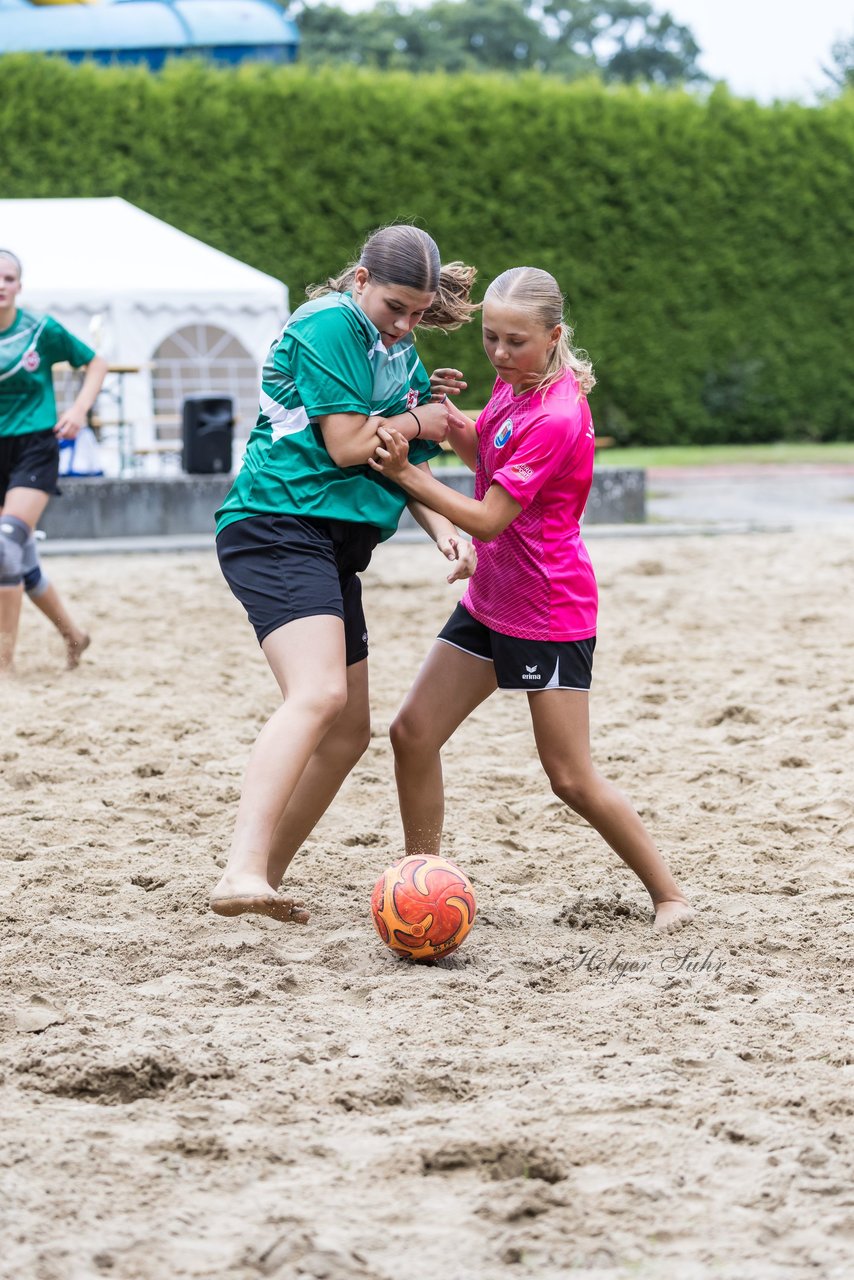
left=491, top=412, right=578, bottom=510
left=278, top=307, right=373, bottom=418
left=43, top=317, right=96, bottom=369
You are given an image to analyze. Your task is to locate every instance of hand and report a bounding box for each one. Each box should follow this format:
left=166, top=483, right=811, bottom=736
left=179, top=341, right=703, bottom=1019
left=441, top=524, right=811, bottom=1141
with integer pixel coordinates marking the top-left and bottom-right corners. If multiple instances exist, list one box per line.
left=445, top=398, right=474, bottom=431
left=412, top=400, right=452, bottom=444
left=437, top=535, right=478, bottom=583
left=430, top=368, right=467, bottom=400
left=369, top=427, right=410, bottom=480
left=54, top=410, right=85, bottom=441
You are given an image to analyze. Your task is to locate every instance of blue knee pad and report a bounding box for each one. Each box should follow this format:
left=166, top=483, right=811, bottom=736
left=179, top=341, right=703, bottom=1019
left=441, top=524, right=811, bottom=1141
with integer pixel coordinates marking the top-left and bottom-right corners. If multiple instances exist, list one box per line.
left=21, top=533, right=49, bottom=598
left=0, top=515, right=30, bottom=587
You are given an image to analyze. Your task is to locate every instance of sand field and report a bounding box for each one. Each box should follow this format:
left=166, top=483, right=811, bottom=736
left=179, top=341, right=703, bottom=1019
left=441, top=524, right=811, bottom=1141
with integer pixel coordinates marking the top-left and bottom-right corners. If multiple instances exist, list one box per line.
left=2, top=526, right=852, bottom=1279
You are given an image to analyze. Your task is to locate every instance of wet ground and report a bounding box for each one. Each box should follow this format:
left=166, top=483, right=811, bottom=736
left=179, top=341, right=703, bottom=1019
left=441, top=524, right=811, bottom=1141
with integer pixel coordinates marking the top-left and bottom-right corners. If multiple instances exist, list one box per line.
left=643, top=464, right=854, bottom=530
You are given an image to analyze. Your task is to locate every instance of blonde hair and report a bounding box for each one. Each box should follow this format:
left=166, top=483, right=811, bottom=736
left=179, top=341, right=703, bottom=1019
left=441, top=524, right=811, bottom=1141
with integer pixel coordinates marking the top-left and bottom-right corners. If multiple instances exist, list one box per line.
left=307, top=224, right=477, bottom=331
left=0, top=250, right=22, bottom=280
left=484, top=266, right=595, bottom=396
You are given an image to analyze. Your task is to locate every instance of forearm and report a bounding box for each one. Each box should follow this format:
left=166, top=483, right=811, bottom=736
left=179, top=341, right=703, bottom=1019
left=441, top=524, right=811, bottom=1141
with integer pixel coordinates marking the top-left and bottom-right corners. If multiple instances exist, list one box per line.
left=324, top=411, right=422, bottom=469
left=407, top=497, right=460, bottom=544
left=71, top=357, right=108, bottom=416
left=446, top=418, right=478, bottom=471
left=394, top=465, right=505, bottom=542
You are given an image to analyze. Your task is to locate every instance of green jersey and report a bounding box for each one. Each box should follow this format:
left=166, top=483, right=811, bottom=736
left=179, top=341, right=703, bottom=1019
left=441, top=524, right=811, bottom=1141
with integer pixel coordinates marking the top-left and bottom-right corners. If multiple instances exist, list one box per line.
left=0, top=309, right=95, bottom=438
left=215, top=292, right=439, bottom=541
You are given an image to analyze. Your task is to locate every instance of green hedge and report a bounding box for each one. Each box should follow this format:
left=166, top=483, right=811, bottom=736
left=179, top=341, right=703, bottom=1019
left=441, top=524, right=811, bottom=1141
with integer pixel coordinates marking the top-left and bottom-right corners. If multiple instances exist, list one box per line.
left=3, top=56, right=852, bottom=443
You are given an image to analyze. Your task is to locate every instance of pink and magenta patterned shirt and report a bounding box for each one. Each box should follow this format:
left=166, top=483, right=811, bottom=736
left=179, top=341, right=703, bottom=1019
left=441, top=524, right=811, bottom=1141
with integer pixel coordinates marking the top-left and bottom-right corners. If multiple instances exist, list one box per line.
left=461, top=370, right=598, bottom=641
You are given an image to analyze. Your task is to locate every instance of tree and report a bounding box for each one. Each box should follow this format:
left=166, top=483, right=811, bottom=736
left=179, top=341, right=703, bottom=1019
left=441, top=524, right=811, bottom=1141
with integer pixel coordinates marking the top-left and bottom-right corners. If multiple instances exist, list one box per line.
left=295, top=0, right=706, bottom=85
left=822, top=33, right=854, bottom=94
left=537, top=0, right=705, bottom=84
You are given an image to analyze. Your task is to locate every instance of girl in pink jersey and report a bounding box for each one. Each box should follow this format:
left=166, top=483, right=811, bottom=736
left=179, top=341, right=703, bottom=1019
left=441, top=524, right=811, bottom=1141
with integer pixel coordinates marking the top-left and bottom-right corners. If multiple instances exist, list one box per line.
left=370, top=266, right=694, bottom=933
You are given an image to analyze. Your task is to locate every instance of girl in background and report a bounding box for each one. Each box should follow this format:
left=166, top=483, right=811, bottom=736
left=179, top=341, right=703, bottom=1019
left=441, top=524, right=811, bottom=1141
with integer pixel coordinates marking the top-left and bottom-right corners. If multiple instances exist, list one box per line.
left=0, top=249, right=105, bottom=672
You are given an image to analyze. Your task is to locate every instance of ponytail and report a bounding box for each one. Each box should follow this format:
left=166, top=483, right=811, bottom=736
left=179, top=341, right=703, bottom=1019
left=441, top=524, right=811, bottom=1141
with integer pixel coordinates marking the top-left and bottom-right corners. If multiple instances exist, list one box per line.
left=307, top=226, right=476, bottom=332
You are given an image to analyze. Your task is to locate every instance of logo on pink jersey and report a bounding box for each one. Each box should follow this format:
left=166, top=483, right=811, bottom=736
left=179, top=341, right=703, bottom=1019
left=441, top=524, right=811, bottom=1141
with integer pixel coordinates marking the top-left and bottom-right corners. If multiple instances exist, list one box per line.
left=511, top=463, right=534, bottom=481
left=494, top=419, right=513, bottom=448
left=22, top=348, right=40, bottom=372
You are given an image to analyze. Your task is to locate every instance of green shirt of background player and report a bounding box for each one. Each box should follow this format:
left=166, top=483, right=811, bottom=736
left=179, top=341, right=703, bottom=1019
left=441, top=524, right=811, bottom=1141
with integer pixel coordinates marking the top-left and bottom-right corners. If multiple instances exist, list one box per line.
left=210, top=224, right=477, bottom=924
left=0, top=249, right=108, bottom=672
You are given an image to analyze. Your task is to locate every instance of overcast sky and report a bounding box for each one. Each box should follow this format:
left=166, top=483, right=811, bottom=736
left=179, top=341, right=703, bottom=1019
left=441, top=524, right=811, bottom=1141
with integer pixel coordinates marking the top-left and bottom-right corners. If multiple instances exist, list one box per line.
left=662, top=0, right=852, bottom=102
left=337, top=0, right=853, bottom=102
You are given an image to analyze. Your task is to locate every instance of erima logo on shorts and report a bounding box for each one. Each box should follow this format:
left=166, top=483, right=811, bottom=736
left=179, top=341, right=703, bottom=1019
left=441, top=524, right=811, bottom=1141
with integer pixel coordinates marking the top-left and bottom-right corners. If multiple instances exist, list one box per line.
left=522, top=664, right=540, bottom=680
left=493, top=419, right=513, bottom=448
left=23, top=349, right=40, bottom=372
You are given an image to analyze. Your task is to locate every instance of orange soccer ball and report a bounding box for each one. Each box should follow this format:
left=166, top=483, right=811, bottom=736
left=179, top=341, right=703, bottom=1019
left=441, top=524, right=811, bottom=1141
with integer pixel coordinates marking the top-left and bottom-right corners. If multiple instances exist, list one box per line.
left=370, top=855, right=477, bottom=961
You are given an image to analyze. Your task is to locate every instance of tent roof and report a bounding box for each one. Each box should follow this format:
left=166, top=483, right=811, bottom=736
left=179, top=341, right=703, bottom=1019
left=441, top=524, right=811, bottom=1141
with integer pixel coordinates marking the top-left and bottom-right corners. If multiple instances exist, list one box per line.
left=0, top=0, right=299, bottom=56
left=1, top=197, right=286, bottom=311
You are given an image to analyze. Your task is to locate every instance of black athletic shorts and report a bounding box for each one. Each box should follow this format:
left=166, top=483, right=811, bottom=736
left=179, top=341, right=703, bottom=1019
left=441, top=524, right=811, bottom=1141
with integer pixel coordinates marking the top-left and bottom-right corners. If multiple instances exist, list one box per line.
left=216, top=512, right=381, bottom=664
left=438, top=602, right=596, bottom=691
left=0, top=429, right=61, bottom=503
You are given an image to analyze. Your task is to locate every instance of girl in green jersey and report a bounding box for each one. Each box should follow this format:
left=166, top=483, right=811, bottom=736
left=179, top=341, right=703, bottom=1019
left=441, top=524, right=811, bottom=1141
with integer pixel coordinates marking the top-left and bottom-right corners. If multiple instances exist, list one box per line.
left=0, top=250, right=107, bottom=671
left=211, top=225, right=476, bottom=923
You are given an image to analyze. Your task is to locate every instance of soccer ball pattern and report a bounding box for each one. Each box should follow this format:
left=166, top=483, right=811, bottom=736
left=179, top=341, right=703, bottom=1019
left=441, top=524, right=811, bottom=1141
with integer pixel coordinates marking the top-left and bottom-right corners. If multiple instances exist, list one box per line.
left=371, top=855, right=477, bottom=961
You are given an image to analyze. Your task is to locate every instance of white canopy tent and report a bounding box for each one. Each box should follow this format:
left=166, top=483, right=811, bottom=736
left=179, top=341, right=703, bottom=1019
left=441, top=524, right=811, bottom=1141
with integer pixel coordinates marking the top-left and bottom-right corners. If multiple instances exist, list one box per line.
left=1, top=197, right=288, bottom=471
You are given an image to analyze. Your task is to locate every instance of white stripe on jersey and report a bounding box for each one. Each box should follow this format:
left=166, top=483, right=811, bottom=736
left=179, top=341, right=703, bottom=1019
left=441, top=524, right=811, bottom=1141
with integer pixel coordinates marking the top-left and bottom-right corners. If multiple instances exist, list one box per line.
left=259, top=390, right=310, bottom=443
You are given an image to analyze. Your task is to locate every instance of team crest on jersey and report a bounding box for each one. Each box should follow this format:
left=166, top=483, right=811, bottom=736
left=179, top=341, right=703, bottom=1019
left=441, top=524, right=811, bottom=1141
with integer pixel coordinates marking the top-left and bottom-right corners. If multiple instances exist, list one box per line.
left=493, top=418, right=513, bottom=448
left=23, top=349, right=40, bottom=372
left=406, top=389, right=419, bottom=410
left=511, top=463, right=534, bottom=481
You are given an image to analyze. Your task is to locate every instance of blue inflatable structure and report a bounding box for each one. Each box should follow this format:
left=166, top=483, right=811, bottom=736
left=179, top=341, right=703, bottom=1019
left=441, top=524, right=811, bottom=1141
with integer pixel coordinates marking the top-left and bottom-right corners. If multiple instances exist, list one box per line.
left=0, top=0, right=299, bottom=69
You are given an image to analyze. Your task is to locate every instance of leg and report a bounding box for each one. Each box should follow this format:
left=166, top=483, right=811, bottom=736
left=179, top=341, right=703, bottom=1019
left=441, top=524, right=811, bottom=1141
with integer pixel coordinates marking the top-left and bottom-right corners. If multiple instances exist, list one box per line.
left=266, top=658, right=371, bottom=889
left=0, top=489, right=50, bottom=672
left=210, top=615, right=351, bottom=923
left=528, top=690, right=695, bottom=933
left=390, top=641, right=498, bottom=855
left=0, top=583, right=23, bottom=673
left=22, top=542, right=90, bottom=669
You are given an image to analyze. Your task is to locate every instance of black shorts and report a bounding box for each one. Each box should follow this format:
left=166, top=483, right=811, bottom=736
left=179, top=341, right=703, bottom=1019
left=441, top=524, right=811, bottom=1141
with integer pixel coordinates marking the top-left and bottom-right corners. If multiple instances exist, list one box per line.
left=216, top=512, right=381, bottom=665
left=0, top=429, right=60, bottom=503
left=438, top=603, right=596, bottom=691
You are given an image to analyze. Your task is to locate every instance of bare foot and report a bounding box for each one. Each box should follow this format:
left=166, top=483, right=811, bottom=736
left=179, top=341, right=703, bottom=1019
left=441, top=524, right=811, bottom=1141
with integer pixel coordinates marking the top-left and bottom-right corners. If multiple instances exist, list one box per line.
left=65, top=631, right=90, bottom=670
left=654, top=899, right=696, bottom=934
left=210, top=874, right=309, bottom=924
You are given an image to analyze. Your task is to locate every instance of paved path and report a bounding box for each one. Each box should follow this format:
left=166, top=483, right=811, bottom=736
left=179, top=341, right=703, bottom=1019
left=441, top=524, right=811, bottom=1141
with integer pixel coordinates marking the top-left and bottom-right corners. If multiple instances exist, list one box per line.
left=645, top=463, right=854, bottom=529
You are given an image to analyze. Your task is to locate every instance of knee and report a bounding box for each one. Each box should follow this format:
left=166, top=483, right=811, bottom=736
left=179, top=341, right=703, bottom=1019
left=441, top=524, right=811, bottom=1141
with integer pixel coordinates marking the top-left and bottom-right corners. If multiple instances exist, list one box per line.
left=22, top=536, right=48, bottom=598
left=0, top=516, right=30, bottom=587
left=342, top=717, right=372, bottom=768
left=389, top=706, right=427, bottom=761
left=548, top=771, right=597, bottom=815
left=294, top=680, right=350, bottom=729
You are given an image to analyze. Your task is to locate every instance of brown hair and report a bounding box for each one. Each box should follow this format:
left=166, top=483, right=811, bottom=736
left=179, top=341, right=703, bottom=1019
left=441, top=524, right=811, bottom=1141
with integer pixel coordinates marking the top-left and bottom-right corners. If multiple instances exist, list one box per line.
left=484, top=266, right=595, bottom=396
left=308, top=225, right=476, bottom=331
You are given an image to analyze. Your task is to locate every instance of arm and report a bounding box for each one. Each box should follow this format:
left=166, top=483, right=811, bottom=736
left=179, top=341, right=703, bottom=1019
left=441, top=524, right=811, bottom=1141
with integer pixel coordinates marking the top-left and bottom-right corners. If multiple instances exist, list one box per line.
left=55, top=355, right=109, bottom=440
left=318, top=400, right=451, bottom=469
left=446, top=411, right=479, bottom=472
left=370, top=429, right=521, bottom=543
left=406, top=468, right=478, bottom=582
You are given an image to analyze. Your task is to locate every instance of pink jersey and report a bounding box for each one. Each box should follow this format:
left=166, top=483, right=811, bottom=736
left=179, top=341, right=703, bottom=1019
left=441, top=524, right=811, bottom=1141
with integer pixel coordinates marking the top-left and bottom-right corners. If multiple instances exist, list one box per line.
left=461, top=370, right=598, bottom=641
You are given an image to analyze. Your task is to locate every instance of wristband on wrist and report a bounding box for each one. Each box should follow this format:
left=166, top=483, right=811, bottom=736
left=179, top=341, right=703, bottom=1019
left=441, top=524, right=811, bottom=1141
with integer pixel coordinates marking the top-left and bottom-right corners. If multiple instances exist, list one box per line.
left=405, top=408, right=422, bottom=438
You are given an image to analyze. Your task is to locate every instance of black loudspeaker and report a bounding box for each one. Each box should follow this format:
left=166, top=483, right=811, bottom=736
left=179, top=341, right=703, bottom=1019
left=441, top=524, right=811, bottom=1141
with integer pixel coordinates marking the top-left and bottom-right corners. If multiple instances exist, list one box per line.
left=182, top=395, right=234, bottom=474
